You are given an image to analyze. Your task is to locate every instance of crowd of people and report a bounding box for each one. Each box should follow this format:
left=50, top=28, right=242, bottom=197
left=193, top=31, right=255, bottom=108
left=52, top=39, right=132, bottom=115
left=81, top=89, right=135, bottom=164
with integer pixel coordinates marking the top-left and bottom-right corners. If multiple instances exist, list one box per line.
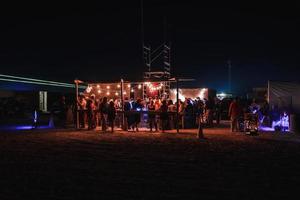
left=2, top=92, right=289, bottom=133
left=74, top=94, right=226, bottom=132
left=228, top=97, right=290, bottom=132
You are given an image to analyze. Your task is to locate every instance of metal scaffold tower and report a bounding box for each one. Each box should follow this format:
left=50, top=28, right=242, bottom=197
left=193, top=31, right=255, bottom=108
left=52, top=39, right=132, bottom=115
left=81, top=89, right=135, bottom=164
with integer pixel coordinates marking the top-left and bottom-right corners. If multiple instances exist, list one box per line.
left=143, top=43, right=171, bottom=100
left=140, top=1, right=171, bottom=100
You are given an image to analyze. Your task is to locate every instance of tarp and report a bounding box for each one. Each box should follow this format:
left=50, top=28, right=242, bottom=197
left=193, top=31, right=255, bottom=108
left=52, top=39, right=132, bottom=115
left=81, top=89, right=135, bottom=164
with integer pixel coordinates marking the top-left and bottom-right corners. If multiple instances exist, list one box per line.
left=268, top=81, right=300, bottom=114
left=169, top=88, right=214, bottom=102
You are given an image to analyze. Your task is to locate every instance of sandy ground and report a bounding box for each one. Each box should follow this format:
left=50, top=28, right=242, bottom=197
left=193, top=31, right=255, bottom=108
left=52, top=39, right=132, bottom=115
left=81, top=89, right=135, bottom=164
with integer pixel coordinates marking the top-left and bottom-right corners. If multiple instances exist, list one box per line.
left=1, top=126, right=300, bottom=199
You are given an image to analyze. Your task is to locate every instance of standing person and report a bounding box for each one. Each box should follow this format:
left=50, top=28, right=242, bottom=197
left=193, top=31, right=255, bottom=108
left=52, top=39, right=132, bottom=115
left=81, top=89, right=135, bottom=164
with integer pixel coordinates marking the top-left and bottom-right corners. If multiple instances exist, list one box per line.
left=154, top=97, right=161, bottom=130
left=160, top=100, right=168, bottom=133
left=107, top=101, right=116, bottom=133
left=280, top=111, right=289, bottom=132
left=77, top=94, right=86, bottom=128
left=94, top=98, right=100, bottom=128
left=229, top=97, right=241, bottom=132
left=132, top=98, right=143, bottom=132
left=123, top=97, right=131, bottom=131
left=99, top=97, right=108, bottom=132
left=179, top=100, right=185, bottom=128
left=196, top=98, right=204, bottom=124
left=168, top=100, right=176, bottom=129
left=184, top=98, right=194, bottom=128
left=86, top=96, right=95, bottom=130
left=90, top=94, right=97, bottom=129
left=148, top=100, right=158, bottom=132
left=205, top=96, right=215, bottom=127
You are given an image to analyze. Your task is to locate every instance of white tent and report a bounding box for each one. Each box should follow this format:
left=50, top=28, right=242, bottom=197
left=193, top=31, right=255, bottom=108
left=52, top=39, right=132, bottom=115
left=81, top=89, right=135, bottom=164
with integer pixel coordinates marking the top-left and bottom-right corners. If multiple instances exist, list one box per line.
left=268, top=81, right=300, bottom=114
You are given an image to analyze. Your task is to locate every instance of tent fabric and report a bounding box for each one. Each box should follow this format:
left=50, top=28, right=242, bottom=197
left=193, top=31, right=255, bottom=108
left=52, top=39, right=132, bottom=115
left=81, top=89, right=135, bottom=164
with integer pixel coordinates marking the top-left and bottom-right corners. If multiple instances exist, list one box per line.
left=170, top=88, right=209, bottom=102
left=268, top=81, right=300, bottom=114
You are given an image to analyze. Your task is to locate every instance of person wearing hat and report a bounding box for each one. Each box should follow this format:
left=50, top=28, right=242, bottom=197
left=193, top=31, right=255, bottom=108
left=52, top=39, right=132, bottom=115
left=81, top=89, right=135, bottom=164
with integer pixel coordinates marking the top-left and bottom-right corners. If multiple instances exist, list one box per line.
left=77, top=93, right=86, bottom=128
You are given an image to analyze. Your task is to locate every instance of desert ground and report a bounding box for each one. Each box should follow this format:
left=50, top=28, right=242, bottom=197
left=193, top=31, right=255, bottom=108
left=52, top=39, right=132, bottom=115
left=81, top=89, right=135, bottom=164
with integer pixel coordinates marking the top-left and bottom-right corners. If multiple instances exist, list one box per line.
left=1, top=125, right=300, bottom=199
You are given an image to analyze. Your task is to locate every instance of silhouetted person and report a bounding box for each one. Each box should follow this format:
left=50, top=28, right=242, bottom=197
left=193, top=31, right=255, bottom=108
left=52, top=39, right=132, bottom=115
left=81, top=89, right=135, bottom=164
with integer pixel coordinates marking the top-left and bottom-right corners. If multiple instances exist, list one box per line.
left=205, top=96, right=215, bottom=127
left=124, top=97, right=131, bottom=131
left=148, top=100, right=157, bottom=132
left=107, top=101, right=116, bottom=133
left=99, top=97, right=108, bottom=132
left=77, top=94, right=86, bottom=128
left=229, top=97, right=241, bottom=132
left=132, top=99, right=143, bottom=132
left=86, top=96, right=96, bottom=130
left=160, top=100, right=168, bottom=133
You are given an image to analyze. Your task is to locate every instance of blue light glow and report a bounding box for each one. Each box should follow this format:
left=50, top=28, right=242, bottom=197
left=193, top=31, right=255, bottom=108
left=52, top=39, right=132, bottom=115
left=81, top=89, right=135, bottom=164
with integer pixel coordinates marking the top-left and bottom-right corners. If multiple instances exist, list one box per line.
left=259, top=115, right=290, bottom=132
left=0, top=125, right=51, bottom=131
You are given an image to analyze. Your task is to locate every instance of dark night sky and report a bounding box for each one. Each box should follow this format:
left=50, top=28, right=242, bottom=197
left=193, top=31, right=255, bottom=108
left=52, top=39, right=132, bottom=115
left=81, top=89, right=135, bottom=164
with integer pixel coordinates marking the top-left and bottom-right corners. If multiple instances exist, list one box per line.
left=1, top=1, right=300, bottom=93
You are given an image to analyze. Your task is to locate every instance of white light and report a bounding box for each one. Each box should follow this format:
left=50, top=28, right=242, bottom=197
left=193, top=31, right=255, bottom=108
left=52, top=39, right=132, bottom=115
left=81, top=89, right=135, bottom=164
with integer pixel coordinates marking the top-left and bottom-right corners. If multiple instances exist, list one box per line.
left=115, top=92, right=119, bottom=96
left=86, top=86, right=92, bottom=93
left=98, top=90, right=101, bottom=94
left=131, top=89, right=134, bottom=92
left=97, top=85, right=100, bottom=88
left=199, top=89, right=206, bottom=99
left=106, top=92, right=110, bottom=95
left=138, top=84, right=142, bottom=89
left=179, top=93, right=185, bottom=101
left=127, top=84, right=131, bottom=88
left=117, top=84, right=121, bottom=88
left=106, top=85, right=110, bottom=89
left=123, top=91, right=127, bottom=95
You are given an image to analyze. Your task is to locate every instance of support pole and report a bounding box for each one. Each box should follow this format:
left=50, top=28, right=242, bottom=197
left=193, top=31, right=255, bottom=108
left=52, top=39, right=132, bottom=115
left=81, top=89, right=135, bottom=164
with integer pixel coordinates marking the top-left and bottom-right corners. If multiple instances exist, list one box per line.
left=120, top=79, right=124, bottom=130
left=176, top=78, right=179, bottom=133
left=75, top=80, right=79, bottom=129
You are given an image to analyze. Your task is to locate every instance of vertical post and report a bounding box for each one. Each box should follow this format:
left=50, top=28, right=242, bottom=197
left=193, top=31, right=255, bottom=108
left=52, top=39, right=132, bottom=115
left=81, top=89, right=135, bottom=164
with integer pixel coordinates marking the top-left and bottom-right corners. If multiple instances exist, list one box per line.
left=267, top=80, right=270, bottom=103
left=75, top=80, right=79, bottom=129
left=176, top=78, right=179, bottom=133
left=121, top=79, right=124, bottom=130
left=228, top=59, right=232, bottom=93
left=142, top=82, right=144, bottom=100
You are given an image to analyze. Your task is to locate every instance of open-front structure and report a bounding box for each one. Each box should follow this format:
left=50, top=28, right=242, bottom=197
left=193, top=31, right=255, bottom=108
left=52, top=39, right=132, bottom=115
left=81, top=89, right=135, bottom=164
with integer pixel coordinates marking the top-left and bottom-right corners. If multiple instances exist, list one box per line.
left=74, top=77, right=214, bottom=133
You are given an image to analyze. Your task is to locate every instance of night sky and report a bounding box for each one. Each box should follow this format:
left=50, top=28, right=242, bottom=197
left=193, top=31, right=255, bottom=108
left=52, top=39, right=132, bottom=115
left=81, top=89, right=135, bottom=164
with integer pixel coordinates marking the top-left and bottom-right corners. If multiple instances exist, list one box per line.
left=1, top=1, right=300, bottom=94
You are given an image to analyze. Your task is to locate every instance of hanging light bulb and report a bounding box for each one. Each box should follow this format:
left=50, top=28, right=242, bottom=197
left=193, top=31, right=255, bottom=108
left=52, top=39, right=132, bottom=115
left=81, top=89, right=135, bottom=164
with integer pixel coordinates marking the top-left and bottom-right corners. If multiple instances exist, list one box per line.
left=98, top=90, right=101, bottom=94
left=106, top=91, right=110, bottom=95
left=127, top=84, right=131, bottom=88
left=131, top=89, right=134, bottom=93
left=97, top=85, right=100, bottom=88
left=138, top=84, right=142, bottom=89
left=117, top=84, right=121, bottom=88
left=115, top=92, right=119, bottom=96
left=106, top=85, right=110, bottom=89
left=123, top=91, right=127, bottom=95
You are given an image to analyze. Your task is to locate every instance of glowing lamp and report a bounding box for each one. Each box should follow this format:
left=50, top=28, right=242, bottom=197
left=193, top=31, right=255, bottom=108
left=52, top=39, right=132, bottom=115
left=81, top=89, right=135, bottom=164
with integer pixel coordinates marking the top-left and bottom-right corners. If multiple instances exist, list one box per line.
left=117, top=84, right=121, bottom=88
left=138, top=84, right=142, bottom=89
left=106, top=92, right=110, bottom=95
left=85, top=86, right=92, bottom=93
left=106, top=86, right=110, bottom=89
